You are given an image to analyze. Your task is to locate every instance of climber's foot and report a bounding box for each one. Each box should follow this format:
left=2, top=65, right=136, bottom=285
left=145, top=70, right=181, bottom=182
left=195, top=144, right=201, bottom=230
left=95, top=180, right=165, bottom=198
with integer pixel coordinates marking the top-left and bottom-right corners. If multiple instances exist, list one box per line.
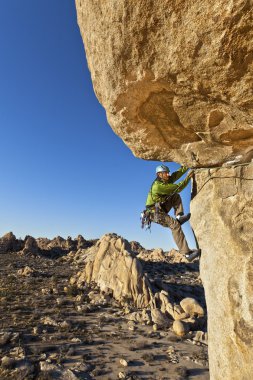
left=185, top=249, right=201, bottom=262
left=177, top=213, right=191, bottom=225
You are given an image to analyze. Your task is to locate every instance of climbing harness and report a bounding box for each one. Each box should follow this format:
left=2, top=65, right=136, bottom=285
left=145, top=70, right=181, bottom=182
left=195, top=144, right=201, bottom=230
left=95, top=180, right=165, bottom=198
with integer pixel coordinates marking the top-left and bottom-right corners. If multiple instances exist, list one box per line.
left=141, top=179, right=182, bottom=231
left=140, top=160, right=253, bottom=230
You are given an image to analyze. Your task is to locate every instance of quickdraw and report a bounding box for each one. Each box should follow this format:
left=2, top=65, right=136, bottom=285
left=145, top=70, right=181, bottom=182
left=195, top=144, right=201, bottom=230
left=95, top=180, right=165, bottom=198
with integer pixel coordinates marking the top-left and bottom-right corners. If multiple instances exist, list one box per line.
left=140, top=209, right=152, bottom=231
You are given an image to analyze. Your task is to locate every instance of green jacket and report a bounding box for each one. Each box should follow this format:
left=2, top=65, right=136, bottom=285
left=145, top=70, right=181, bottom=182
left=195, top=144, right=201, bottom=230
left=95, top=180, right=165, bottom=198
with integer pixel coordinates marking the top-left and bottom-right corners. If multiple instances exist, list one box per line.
left=146, top=166, right=190, bottom=207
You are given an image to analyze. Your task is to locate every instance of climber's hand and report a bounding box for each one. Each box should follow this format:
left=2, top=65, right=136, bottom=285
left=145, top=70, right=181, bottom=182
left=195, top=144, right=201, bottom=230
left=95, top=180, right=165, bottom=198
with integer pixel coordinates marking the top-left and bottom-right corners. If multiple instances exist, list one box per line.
left=187, top=170, right=194, bottom=179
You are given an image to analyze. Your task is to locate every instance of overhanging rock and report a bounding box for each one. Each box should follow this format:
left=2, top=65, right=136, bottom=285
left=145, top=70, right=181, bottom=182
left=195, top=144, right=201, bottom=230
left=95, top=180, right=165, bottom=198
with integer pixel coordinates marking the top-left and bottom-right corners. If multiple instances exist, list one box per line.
left=75, top=1, right=253, bottom=379
left=75, top=0, right=253, bottom=167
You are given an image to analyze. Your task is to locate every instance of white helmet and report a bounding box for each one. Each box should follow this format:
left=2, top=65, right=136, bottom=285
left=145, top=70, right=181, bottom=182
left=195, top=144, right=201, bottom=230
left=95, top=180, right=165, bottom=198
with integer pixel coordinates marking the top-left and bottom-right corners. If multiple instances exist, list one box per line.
left=156, top=165, right=170, bottom=174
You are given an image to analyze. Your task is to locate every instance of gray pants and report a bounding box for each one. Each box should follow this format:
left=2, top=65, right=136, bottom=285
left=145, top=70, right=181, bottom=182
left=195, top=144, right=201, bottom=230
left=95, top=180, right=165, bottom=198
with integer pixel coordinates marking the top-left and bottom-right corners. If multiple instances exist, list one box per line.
left=150, top=193, right=190, bottom=254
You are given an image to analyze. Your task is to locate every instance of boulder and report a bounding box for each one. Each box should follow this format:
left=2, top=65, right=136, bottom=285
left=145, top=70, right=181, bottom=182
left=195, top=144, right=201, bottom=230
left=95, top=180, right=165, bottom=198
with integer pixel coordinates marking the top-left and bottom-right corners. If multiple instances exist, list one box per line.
left=23, top=236, right=39, bottom=255
left=77, top=234, right=154, bottom=308
left=0, top=232, right=18, bottom=253
left=180, top=297, right=205, bottom=317
left=151, top=308, right=170, bottom=328
left=173, top=320, right=189, bottom=337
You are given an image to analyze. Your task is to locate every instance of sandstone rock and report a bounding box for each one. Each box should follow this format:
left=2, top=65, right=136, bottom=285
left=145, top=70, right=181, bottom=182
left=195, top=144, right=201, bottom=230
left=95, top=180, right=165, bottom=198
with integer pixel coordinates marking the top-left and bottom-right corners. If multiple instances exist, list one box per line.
left=41, top=316, right=58, bottom=327
left=0, top=332, right=12, bottom=346
left=75, top=3, right=253, bottom=375
left=14, top=359, right=35, bottom=378
left=76, top=234, right=89, bottom=249
left=77, top=234, right=154, bottom=308
left=76, top=0, right=253, bottom=167
left=142, top=309, right=152, bottom=324
left=74, top=234, right=201, bottom=331
left=191, top=163, right=253, bottom=379
left=56, top=297, right=65, bottom=306
left=17, top=266, right=34, bottom=277
left=174, top=312, right=190, bottom=321
left=0, top=232, right=18, bottom=253
left=125, top=311, right=142, bottom=323
left=62, top=369, right=79, bottom=380
left=173, top=320, right=189, bottom=337
left=180, top=297, right=205, bottom=317
left=9, top=346, right=25, bottom=359
left=59, top=320, right=71, bottom=329
left=193, top=331, right=208, bottom=346
left=166, top=346, right=180, bottom=364
left=130, top=241, right=145, bottom=254
left=119, top=359, right=128, bottom=367
left=137, top=248, right=165, bottom=261
left=23, top=236, right=39, bottom=255
left=40, top=361, right=59, bottom=372
left=1, top=356, right=15, bottom=369
left=151, top=308, right=170, bottom=328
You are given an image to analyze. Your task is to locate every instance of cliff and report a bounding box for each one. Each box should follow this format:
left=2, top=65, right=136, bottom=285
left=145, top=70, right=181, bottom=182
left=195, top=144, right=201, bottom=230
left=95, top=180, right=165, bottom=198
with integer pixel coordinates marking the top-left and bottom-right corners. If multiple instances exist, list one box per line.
left=75, top=1, right=253, bottom=379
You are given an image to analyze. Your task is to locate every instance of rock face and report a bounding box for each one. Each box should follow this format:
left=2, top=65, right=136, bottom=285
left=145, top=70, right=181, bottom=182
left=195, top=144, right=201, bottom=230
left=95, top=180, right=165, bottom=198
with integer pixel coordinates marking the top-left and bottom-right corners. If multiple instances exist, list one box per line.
left=75, top=0, right=253, bottom=167
left=77, top=234, right=154, bottom=308
left=75, top=2, right=253, bottom=378
left=191, top=163, right=253, bottom=380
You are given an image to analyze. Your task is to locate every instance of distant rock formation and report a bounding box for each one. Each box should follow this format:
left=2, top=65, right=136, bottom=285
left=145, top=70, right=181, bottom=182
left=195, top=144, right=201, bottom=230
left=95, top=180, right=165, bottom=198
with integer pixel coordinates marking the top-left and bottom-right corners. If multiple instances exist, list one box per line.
left=0, top=232, right=20, bottom=253
left=0, top=233, right=94, bottom=256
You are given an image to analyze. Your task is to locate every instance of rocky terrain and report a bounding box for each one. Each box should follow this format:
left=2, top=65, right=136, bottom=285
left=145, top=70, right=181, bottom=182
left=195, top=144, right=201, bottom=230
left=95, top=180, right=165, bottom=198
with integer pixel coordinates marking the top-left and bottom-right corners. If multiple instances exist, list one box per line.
left=0, top=232, right=208, bottom=379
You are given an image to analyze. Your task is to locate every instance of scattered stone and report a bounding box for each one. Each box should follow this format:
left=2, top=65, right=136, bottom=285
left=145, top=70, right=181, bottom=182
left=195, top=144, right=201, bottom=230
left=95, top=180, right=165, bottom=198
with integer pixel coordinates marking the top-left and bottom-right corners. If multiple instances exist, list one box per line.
left=193, top=331, right=208, bottom=345
left=9, top=346, right=26, bottom=359
left=1, top=356, right=15, bottom=369
left=0, top=332, right=12, bottom=346
left=151, top=309, right=170, bottom=328
left=119, top=358, right=129, bottom=367
left=56, top=297, right=65, bottom=306
left=41, top=316, right=58, bottom=326
left=60, top=320, right=71, bottom=329
left=17, top=265, right=34, bottom=276
left=166, top=346, right=180, bottom=364
left=62, top=369, right=79, bottom=380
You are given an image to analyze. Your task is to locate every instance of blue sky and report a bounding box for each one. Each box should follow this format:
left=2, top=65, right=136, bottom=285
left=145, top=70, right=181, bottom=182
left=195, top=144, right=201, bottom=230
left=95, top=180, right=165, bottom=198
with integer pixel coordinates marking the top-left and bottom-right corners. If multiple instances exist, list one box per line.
left=0, top=0, right=196, bottom=250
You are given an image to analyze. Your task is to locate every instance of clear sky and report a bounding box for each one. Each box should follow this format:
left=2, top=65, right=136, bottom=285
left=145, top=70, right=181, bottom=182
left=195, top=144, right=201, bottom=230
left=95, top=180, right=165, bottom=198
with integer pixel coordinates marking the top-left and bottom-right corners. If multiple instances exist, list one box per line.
left=0, top=0, right=197, bottom=251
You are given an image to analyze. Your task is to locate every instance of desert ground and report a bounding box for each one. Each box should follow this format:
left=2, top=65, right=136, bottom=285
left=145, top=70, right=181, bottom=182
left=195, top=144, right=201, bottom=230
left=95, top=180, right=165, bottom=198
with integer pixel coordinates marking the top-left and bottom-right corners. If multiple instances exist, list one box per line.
left=0, top=234, right=209, bottom=380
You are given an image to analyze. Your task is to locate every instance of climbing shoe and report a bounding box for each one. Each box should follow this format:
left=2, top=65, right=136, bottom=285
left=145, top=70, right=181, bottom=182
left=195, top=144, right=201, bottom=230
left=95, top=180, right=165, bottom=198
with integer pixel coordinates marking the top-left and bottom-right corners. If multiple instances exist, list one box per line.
left=185, top=249, right=201, bottom=262
left=176, top=213, right=191, bottom=225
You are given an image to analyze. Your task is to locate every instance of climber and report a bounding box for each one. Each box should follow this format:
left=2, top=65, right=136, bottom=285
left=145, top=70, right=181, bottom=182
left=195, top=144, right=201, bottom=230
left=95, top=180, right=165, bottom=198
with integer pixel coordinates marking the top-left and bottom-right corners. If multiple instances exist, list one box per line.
left=144, top=164, right=201, bottom=262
